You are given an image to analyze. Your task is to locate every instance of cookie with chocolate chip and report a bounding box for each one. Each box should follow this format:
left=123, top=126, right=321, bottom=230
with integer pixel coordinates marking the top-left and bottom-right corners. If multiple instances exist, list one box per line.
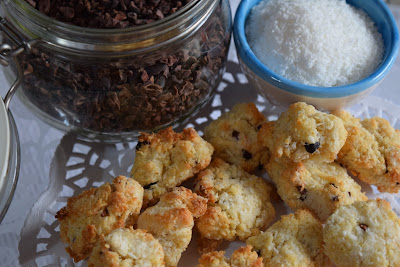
left=266, top=156, right=367, bottom=221
left=204, top=103, right=268, bottom=173
left=324, top=199, right=400, bottom=267
left=55, top=176, right=144, bottom=262
left=131, top=127, right=214, bottom=207
left=361, top=117, right=400, bottom=193
left=194, top=158, right=276, bottom=246
left=259, top=102, right=347, bottom=163
left=88, top=228, right=165, bottom=267
left=247, top=209, right=330, bottom=266
left=137, top=187, right=207, bottom=267
left=332, top=110, right=392, bottom=192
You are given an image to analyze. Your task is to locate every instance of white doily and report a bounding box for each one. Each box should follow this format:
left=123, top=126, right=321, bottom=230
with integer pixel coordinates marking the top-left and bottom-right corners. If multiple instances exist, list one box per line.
left=14, top=45, right=400, bottom=266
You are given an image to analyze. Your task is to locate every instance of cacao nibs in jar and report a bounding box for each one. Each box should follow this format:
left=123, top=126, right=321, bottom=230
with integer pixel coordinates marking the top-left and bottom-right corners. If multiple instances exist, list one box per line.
left=25, top=0, right=192, bottom=28
left=17, top=0, right=230, bottom=133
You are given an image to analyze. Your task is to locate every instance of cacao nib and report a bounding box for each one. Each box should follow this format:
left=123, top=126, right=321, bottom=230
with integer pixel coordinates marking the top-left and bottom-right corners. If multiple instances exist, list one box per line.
left=136, top=140, right=150, bottom=150
left=304, top=142, right=320, bottom=154
left=330, top=183, right=338, bottom=188
left=101, top=208, right=109, bottom=217
left=242, top=149, right=252, bottom=160
left=143, top=182, right=158, bottom=190
left=359, top=223, right=368, bottom=231
left=25, top=0, right=193, bottom=28
left=232, top=130, right=240, bottom=140
left=296, top=186, right=307, bottom=201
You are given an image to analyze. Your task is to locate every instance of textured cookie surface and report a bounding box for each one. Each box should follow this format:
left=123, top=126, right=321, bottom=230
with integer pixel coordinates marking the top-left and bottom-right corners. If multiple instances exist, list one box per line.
left=195, top=158, right=276, bottom=241
left=247, top=209, right=330, bottom=267
left=55, top=176, right=144, bottom=262
left=130, top=127, right=213, bottom=206
left=204, top=103, right=268, bottom=172
left=361, top=117, right=400, bottom=192
left=324, top=199, right=400, bottom=267
left=197, top=245, right=263, bottom=267
left=137, top=187, right=207, bottom=267
left=332, top=110, right=389, bottom=191
left=259, top=102, right=347, bottom=162
left=88, top=228, right=165, bottom=267
left=266, top=156, right=367, bottom=221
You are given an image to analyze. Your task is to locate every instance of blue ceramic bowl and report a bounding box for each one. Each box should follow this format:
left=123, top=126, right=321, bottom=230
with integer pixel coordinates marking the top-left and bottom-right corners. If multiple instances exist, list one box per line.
left=234, top=0, right=399, bottom=110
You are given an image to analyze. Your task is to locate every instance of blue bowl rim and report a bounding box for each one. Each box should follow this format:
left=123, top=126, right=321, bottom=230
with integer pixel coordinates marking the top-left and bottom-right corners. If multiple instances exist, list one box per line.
left=233, top=0, right=400, bottom=98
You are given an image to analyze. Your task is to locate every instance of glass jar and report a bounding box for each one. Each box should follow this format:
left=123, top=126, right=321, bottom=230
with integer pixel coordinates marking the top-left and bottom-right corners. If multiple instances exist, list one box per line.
left=0, top=93, right=20, bottom=223
left=0, top=0, right=232, bottom=142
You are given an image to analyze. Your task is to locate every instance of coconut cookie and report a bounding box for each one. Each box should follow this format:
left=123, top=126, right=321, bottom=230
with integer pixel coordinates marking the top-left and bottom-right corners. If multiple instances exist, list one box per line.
left=332, top=110, right=388, bottom=191
left=247, top=209, right=330, bottom=267
left=266, top=156, right=367, bottom=221
left=204, top=103, right=268, bottom=172
left=130, top=127, right=213, bottom=207
left=55, top=176, right=144, bottom=262
left=137, top=187, right=207, bottom=267
left=88, top=228, right=165, bottom=267
left=324, top=199, right=400, bottom=267
left=258, top=102, right=347, bottom=163
left=194, top=158, right=276, bottom=244
left=361, top=117, right=400, bottom=193
left=197, top=245, right=263, bottom=267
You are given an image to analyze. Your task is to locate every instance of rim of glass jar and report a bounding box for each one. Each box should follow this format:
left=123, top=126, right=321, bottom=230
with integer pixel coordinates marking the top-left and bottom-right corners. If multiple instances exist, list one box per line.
left=2, top=0, right=219, bottom=55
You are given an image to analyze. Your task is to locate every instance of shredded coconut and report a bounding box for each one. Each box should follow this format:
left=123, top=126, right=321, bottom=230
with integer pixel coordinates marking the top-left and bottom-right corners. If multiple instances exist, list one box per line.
left=246, top=0, right=384, bottom=87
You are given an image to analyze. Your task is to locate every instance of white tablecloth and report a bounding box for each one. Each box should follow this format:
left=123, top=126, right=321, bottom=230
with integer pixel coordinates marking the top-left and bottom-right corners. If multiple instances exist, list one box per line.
left=1, top=2, right=400, bottom=267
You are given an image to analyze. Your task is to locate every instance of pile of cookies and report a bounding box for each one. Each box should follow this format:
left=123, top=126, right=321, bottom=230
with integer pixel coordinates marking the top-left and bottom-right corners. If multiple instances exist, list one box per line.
left=56, top=102, right=400, bottom=266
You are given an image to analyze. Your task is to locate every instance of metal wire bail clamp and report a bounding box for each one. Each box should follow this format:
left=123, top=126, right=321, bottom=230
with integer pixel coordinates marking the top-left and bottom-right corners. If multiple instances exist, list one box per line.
left=0, top=16, right=41, bottom=109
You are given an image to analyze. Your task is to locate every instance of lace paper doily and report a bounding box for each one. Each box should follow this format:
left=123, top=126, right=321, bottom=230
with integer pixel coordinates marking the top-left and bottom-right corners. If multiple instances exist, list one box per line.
left=15, top=49, right=400, bottom=266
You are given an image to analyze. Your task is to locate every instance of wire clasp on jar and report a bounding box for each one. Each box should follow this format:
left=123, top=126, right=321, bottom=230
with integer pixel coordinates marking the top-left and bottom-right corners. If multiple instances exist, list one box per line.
left=0, top=17, right=41, bottom=109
